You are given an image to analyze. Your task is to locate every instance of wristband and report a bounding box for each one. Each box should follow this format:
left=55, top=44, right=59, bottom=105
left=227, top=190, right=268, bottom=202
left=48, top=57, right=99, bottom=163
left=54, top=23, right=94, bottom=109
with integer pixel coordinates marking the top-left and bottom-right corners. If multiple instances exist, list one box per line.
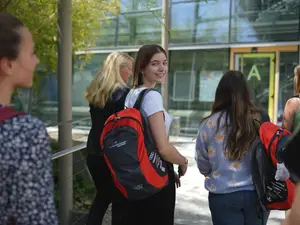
left=185, top=157, right=188, bottom=165
left=181, top=157, right=188, bottom=165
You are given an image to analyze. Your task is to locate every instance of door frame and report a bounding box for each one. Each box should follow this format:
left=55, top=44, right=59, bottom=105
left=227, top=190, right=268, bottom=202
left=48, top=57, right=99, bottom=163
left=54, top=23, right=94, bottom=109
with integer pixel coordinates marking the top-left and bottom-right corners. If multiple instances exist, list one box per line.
left=230, top=46, right=298, bottom=124
left=234, top=53, right=275, bottom=121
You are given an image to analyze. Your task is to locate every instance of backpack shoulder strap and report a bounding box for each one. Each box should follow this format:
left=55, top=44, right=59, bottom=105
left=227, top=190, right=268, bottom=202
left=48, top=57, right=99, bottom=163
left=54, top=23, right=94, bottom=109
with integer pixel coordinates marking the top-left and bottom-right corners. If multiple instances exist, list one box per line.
left=0, top=107, right=26, bottom=124
left=133, top=88, right=160, bottom=110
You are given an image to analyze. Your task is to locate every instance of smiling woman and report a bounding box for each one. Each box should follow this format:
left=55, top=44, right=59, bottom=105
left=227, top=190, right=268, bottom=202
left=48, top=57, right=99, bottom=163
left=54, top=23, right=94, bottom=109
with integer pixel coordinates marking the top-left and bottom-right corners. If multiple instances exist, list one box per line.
left=117, top=44, right=189, bottom=225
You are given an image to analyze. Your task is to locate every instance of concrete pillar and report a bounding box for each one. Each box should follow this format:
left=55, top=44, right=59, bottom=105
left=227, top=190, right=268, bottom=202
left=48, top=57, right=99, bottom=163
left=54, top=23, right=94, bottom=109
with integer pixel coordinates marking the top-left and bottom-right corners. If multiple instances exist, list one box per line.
left=57, top=0, right=73, bottom=224
left=162, top=0, right=169, bottom=109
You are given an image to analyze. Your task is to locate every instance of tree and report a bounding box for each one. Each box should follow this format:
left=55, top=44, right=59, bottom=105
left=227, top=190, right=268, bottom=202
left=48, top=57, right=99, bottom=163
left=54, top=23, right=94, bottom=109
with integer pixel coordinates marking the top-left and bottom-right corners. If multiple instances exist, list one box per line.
left=5, top=0, right=120, bottom=72
left=0, top=0, right=12, bottom=11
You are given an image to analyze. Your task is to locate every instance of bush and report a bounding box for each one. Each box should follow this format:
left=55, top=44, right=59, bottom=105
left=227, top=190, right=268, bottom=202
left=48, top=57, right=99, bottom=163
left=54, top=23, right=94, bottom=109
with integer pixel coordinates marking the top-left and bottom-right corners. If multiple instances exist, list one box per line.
left=51, top=139, right=95, bottom=211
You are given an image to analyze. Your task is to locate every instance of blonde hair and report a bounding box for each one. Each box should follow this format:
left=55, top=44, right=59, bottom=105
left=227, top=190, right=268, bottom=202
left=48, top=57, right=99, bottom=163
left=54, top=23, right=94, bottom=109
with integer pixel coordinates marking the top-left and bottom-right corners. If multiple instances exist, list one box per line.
left=294, top=65, right=300, bottom=95
left=85, top=52, right=133, bottom=107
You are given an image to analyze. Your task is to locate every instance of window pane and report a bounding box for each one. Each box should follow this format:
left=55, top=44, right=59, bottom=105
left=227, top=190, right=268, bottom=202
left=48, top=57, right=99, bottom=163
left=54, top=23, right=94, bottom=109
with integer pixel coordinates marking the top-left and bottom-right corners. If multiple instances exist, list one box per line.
left=168, top=49, right=230, bottom=136
left=118, top=15, right=135, bottom=45
left=170, top=0, right=230, bottom=44
left=277, top=52, right=299, bottom=124
left=173, top=71, right=196, bottom=101
left=120, top=0, right=134, bottom=12
left=117, top=11, right=162, bottom=46
left=120, top=0, right=162, bottom=12
left=95, top=19, right=117, bottom=47
left=72, top=54, right=109, bottom=107
left=231, top=0, right=300, bottom=43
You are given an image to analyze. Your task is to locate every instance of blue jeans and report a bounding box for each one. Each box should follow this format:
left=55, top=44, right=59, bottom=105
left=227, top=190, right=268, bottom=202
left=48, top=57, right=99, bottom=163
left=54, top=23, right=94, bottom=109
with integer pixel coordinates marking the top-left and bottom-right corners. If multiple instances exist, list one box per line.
left=209, top=191, right=270, bottom=225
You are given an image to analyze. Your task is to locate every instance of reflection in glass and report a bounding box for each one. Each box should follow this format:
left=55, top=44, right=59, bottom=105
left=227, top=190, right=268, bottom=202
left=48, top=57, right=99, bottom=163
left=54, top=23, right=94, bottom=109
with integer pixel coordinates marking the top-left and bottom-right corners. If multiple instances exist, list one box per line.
left=95, top=19, right=117, bottom=47
left=170, top=0, right=230, bottom=44
left=235, top=54, right=274, bottom=118
left=173, top=71, right=196, bottom=101
left=168, top=49, right=230, bottom=136
left=120, top=0, right=162, bottom=12
left=231, top=0, right=300, bottom=42
left=117, top=10, right=161, bottom=46
left=277, top=52, right=299, bottom=124
left=72, top=54, right=110, bottom=107
left=31, top=54, right=110, bottom=126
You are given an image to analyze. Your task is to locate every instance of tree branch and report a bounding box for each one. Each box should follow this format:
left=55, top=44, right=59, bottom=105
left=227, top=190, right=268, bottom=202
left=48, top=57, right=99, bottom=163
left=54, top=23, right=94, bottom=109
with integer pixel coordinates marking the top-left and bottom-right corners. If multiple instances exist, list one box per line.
left=0, top=0, right=13, bottom=12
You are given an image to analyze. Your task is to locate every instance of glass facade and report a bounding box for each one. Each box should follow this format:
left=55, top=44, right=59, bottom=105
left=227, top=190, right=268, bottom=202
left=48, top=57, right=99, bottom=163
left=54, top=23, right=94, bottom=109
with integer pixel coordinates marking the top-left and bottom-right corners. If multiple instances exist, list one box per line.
left=170, top=0, right=230, bottom=44
left=277, top=51, right=299, bottom=123
left=118, top=11, right=162, bottom=46
left=22, top=0, right=300, bottom=136
left=168, top=49, right=230, bottom=135
left=231, top=0, right=300, bottom=43
left=120, top=0, right=162, bottom=12
left=94, top=0, right=300, bottom=47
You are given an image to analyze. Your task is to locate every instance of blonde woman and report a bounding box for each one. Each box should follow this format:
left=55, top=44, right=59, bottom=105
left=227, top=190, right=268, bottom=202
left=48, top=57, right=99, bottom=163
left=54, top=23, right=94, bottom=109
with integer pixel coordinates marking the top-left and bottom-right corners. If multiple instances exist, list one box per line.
left=85, top=52, right=133, bottom=225
left=282, top=65, right=300, bottom=133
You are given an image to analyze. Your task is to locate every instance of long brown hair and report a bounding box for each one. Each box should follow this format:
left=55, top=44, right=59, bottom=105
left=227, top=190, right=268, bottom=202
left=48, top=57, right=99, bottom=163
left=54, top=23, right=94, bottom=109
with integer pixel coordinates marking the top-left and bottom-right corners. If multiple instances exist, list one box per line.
left=205, top=70, right=260, bottom=161
left=132, top=44, right=167, bottom=88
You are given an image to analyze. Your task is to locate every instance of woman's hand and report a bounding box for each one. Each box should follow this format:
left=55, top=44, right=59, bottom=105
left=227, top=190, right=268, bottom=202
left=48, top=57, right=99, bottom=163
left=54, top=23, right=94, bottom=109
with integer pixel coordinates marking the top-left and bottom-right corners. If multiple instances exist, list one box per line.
left=281, top=184, right=300, bottom=225
left=174, top=172, right=181, bottom=188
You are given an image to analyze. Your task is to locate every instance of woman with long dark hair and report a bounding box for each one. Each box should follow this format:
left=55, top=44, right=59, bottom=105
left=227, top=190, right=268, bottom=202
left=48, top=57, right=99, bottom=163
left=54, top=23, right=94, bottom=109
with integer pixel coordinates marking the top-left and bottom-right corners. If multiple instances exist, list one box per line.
left=195, top=70, right=270, bottom=225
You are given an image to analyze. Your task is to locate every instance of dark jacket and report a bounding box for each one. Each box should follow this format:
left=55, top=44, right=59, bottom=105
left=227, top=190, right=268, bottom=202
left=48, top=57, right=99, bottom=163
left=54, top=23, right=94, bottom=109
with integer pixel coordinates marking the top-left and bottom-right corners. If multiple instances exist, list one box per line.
left=87, top=87, right=130, bottom=155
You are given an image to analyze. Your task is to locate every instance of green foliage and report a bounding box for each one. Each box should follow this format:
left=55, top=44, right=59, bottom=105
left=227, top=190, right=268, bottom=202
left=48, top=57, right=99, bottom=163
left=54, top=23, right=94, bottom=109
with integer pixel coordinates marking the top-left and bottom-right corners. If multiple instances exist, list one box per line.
left=51, top=141, right=95, bottom=211
left=0, top=0, right=12, bottom=11
left=3, top=0, right=208, bottom=72
left=5, top=0, right=120, bottom=72
left=73, top=175, right=95, bottom=210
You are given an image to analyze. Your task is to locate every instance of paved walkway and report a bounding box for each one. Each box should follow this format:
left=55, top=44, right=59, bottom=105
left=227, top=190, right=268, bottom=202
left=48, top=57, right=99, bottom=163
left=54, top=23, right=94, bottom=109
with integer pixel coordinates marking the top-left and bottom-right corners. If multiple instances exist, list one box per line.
left=174, top=142, right=285, bottom=225
left=102, top=141, right=285, bottom=225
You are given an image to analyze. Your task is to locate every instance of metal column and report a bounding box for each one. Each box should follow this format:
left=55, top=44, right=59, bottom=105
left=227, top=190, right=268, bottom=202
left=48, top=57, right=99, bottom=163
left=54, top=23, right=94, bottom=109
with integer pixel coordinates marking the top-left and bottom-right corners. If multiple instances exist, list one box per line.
left=162, top=0, right=169, bottom=108
left=57, top=0, right=73, bottom=224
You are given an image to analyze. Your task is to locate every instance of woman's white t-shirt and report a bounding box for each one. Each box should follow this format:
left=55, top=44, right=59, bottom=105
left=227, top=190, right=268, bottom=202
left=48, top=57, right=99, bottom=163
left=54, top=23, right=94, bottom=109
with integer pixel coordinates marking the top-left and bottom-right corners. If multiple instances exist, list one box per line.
left=124, top=87, right=173, bottom=136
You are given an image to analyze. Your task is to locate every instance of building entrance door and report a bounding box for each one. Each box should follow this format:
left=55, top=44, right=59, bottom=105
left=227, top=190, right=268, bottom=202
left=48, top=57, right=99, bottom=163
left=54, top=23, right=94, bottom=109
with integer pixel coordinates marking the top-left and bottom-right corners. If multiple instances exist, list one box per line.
left=234, top=53, right=275, bottom=121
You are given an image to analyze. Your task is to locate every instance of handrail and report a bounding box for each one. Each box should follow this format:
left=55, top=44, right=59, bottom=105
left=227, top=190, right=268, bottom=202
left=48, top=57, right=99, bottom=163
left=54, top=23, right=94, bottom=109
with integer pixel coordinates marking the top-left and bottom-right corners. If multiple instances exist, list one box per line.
left=52, top=143, right=87, bottom=160
left=46, top=117, right=91, bottom=128
left=51, top=140, right=195, bottom=160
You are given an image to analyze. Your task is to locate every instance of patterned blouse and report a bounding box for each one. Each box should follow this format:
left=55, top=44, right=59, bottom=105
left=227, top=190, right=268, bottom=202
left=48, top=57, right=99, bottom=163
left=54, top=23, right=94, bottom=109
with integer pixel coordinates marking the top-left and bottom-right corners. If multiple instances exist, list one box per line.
left=0, top=114, right=58, bottom=224
left=195, top=112, right=255, bottom=194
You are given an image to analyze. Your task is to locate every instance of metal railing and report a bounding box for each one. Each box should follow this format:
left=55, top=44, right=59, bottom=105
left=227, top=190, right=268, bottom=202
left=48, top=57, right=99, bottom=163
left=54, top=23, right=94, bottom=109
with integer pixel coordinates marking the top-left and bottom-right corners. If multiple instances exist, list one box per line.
left=46, top=117, right=91, bottom=129
left=52, top=142, right=91, bottom=225
left=51, top=133, right=195, bottom=225
left=51, top=140, right=195, bottom=160
left=52, top=143, right=87, bottom=160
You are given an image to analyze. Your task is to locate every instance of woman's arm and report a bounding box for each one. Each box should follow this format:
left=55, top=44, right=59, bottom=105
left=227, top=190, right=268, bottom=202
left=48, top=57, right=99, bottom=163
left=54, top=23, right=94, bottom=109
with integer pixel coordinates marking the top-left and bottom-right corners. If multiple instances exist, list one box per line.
left=282, top=184, right=300, bottom=225
left=148, top=111, right=187, bottom=166
left=282, top=98, right=300, bottom=131
left=195, top=122, right=212, bottom=176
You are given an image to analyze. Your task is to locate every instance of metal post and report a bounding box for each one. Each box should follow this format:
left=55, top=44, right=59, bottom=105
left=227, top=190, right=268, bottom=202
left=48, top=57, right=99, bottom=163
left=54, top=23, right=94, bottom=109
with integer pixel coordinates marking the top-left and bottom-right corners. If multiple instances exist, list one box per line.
left=162, top=0, right=169, bottom=108
left=57, top=0, right=73, bottom=224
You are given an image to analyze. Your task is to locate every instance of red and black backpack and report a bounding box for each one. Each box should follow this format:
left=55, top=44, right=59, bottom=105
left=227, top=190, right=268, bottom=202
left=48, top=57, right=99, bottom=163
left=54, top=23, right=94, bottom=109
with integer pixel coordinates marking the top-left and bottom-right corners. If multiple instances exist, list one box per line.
left=100, top=88, right=169, bottom=201
left=252, top=121, right=295, bottom=210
